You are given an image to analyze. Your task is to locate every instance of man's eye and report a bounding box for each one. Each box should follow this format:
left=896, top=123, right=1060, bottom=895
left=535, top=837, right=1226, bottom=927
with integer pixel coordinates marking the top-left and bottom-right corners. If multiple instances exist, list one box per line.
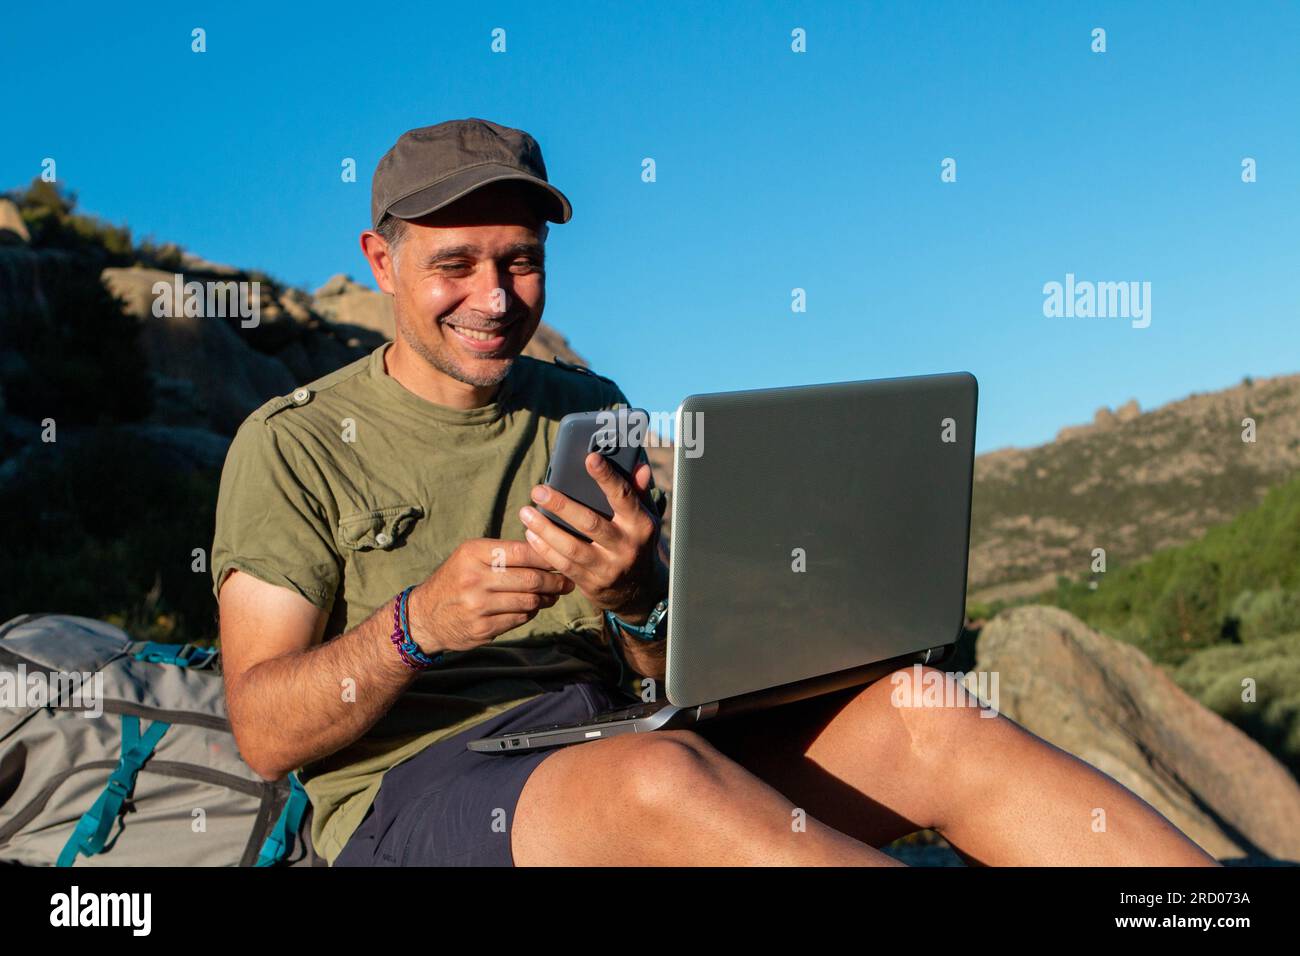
left=511, top=259, right=543, bottom=272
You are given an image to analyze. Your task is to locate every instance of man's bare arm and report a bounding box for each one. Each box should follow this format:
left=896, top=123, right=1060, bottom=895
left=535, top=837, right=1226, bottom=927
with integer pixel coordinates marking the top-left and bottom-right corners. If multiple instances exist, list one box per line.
left=219, top=539, right=575, bottom=780
left=219, top=570, right=419, bottom=780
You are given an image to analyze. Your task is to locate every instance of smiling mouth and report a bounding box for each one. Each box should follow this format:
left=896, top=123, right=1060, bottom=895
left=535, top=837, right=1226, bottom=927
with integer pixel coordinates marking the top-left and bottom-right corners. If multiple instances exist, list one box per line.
left=450, top=325, right=502, bottom=341
left=444, top=318, right=516, bottom=351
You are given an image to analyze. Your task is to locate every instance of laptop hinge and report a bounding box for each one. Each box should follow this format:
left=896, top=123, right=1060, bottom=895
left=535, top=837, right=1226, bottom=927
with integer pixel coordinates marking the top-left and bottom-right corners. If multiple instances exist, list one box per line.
left=711, top=648, right=932, bottom=720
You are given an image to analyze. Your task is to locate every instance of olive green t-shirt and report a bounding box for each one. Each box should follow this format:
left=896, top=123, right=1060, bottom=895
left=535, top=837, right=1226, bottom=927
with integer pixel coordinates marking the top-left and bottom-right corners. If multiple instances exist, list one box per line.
left=210, top=342, right=665, bottom=864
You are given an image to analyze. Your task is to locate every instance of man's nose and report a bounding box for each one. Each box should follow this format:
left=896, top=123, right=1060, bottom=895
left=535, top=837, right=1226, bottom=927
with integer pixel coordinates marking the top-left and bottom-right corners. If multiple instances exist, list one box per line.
left=468, top=261, right=511, bottom=315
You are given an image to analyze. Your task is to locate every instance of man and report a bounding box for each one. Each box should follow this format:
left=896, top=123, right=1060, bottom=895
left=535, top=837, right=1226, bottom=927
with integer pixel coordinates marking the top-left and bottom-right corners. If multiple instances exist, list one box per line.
left=214, top=118, right=1217, bottom=866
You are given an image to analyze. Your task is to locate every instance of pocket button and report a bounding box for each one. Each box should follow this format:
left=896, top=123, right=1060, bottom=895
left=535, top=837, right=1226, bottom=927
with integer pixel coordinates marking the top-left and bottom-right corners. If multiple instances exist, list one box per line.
left=337, top=504, right=424, bottom=552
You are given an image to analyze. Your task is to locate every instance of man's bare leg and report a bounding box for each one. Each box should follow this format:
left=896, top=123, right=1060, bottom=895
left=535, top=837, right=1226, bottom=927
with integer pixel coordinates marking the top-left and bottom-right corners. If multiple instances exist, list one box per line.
left=511, top=729, right=904, bottom=866
left=699, top=666, right=1220, bottom=867
left=515, top=665, right=1219, bottom=866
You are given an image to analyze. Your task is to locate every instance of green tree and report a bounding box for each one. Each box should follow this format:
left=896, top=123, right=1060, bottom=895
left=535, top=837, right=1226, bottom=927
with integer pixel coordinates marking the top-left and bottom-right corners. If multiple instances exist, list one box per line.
left=1147, top=557, right=1225, bottom=664
left=12, top=178, right=132, bottom=260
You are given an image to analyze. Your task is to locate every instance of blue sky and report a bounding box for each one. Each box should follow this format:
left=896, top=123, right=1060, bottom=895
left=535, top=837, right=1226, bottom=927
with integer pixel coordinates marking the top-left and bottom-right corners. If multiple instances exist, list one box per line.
left=4, top=1, right=1297, bottom=452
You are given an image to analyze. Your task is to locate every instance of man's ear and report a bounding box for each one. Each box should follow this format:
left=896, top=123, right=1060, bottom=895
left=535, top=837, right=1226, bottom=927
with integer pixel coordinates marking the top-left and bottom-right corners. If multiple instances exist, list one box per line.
left=359, top=230, right=397, bottom=295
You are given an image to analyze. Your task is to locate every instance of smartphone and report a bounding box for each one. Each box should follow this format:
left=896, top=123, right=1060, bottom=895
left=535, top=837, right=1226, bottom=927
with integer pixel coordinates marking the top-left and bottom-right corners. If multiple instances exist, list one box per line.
left=538, top=407, right=650, bottom=541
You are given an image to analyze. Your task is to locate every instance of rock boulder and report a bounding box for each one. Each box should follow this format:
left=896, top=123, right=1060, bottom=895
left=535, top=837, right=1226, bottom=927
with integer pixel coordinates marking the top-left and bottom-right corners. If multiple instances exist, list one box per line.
left=102, top=266, right=296, bottom=434
left=968, top=605, right=1300, bottom=861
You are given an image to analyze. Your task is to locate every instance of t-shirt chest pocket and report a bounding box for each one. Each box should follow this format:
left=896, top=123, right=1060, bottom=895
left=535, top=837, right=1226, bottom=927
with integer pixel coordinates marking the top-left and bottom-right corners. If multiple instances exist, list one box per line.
left=337, top=504, right=425, bottom=553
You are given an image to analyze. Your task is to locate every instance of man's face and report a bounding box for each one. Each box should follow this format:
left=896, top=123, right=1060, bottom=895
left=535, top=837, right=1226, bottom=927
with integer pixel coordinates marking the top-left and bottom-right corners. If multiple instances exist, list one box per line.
left=369, top=182, right=548, bottom=389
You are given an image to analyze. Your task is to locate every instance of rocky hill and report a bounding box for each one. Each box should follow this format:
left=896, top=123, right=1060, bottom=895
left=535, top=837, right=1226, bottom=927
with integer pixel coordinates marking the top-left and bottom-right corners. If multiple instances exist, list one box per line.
left=86, top=264, right=591, bottom=439
left=969, top=378, right=1300, bottom=603
left=1, top=183, right=590, bottom=446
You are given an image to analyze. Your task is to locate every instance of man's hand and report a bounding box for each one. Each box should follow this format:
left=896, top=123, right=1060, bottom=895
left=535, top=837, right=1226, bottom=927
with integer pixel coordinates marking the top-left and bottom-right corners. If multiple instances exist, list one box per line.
left=407, top=538, right=576, bottom=654
left=519, top=453, right=666, bottom=621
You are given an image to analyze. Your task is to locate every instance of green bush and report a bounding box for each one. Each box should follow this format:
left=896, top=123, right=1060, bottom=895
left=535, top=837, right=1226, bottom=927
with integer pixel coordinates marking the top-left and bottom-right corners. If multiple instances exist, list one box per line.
left=11, top=179, right=133, bottom=263
left=1227, top=589, right=1300, bottom=644
left=136, top=238, right=185, bottom=272
left=1045, top=476, right=1300, bottom=665
left=1146, top=557, right=1226, bottom=664
left=8, top=178, right=192, bottom=273
left=1174, top=632, right=1300, bottom=779
left=964, top=599, right=1006, bottom=622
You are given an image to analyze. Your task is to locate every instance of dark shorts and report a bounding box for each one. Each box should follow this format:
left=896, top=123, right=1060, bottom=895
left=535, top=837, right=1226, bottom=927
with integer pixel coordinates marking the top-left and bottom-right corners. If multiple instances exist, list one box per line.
left=333, top=680, right=635, bottom=867
left=333, top=680, right=868, bottom=867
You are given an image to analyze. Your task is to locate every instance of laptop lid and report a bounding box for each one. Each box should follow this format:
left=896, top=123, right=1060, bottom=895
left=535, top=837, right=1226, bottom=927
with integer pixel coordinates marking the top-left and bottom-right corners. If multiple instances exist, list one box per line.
left=664, top=372, right=978, bottom=707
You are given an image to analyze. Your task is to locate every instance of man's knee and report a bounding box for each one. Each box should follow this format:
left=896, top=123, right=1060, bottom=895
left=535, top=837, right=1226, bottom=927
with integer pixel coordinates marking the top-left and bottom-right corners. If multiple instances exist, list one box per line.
left=872, top=664, right=995, bottom=765
left=612, top=730, right=723, bottom=816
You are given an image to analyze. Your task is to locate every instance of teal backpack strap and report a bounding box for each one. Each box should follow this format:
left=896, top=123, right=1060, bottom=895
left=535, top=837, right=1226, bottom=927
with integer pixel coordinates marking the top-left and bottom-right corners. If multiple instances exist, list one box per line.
left=133, top=641, right=218, bottom=668
left=57, top=715, right=171, bottom=866
left=255, top=773, right=310, bottom=867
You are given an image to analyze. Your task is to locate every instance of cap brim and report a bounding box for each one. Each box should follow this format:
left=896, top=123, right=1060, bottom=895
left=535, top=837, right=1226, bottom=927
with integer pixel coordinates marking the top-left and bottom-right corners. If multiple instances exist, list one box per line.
left=384, top=163, right=572, bottom=226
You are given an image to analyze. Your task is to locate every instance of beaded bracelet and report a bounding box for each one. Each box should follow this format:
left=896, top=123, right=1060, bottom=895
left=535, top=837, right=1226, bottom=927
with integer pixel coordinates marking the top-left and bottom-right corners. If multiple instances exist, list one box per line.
left=390, top=585, right=443, bottom=670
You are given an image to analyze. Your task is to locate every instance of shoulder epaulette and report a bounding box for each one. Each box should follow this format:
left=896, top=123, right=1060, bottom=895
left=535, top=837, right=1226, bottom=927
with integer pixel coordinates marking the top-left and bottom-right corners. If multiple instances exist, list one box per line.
left=551, top=356, right=617, bottom=387
left=252, top=351, right=371, bottom=423
left=253, top=386, right=315, bottom=423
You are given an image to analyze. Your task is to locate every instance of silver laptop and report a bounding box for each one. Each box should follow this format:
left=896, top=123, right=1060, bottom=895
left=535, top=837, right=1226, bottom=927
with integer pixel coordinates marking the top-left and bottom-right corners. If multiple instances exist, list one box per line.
left=469, top=371, right=978, bottom=753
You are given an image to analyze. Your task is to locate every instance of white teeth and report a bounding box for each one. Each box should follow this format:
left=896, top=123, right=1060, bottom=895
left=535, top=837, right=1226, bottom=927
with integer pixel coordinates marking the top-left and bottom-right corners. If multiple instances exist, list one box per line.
left=452, top=326, right=498, bottom=341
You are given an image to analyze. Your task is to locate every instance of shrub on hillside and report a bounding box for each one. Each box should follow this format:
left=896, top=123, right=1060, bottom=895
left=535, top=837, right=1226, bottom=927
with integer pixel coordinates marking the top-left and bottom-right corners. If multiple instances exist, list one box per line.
left=1174, top=632, right=1300, bottom=779
left=11, top=179, right=133, bottom=263
left=1227, top=589, right=1300, bottom=644
left=1043, top=477, right=1300, bottom=665
left=136, top=238, right=185, bottom=272
left=1144, top=556, right=1225, bottom=664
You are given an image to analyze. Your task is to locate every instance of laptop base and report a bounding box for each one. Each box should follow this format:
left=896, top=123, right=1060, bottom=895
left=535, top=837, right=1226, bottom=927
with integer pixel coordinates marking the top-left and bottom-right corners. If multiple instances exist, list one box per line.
left=468, top=645, right=949, bottom=753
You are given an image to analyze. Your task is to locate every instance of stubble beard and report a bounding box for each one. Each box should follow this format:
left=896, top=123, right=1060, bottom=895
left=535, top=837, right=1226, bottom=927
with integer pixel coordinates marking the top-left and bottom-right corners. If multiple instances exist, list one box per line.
left=394, top=306, right=516, bottom=389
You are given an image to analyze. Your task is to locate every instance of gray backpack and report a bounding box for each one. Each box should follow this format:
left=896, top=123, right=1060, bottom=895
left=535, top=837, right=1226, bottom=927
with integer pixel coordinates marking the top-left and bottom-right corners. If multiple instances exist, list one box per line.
left=0, top=613, right=317, bottom=866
